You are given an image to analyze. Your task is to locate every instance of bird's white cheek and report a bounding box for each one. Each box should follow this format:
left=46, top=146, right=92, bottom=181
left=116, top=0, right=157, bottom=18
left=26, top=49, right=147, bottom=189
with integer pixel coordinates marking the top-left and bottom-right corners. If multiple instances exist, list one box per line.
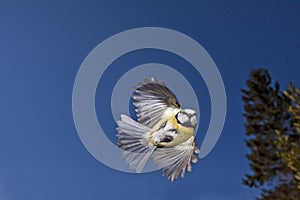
left=191, top=116, right=197, bottom=126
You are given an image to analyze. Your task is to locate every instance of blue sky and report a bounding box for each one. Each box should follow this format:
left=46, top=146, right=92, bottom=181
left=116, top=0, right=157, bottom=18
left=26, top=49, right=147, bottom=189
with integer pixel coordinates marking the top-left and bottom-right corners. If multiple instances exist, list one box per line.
left=1, top=1, right=300, bottom=200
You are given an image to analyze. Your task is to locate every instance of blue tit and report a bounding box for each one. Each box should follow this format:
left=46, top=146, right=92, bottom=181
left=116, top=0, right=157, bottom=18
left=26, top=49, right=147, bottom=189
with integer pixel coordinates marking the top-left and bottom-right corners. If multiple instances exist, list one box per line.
left=116, top=77, right=200, bottom=182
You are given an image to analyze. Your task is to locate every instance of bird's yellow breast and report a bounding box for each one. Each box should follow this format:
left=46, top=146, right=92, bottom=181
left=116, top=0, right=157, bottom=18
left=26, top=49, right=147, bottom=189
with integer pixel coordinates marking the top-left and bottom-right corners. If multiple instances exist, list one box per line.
left=150, top=111, right=195, bottom=147
left=172, top=116, right=194, bottom=133
left=162, top=115, right=195, bottom=147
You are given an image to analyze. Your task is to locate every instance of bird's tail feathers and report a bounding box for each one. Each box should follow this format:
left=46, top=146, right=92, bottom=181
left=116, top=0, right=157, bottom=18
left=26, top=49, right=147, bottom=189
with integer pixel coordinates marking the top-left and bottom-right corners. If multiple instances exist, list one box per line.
left=116, top=114, right=156, bottom=173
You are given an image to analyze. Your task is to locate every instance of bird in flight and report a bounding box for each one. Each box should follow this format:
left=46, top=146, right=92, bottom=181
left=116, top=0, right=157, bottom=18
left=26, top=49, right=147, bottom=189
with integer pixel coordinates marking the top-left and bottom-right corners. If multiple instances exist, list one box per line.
left=116, top=76, right=200, bottom=182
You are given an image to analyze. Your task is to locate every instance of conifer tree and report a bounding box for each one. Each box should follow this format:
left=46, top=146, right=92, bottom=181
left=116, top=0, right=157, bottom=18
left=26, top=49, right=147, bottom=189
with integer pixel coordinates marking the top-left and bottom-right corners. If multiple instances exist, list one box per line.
left=242, top=68, right=300, bottom=199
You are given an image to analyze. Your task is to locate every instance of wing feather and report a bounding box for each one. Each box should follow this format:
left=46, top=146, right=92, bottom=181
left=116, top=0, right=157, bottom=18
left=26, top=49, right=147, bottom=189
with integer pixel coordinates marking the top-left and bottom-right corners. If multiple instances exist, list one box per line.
left=152, top=137, right=197, bottom=182
left=132, top=76, right=181, bottom=128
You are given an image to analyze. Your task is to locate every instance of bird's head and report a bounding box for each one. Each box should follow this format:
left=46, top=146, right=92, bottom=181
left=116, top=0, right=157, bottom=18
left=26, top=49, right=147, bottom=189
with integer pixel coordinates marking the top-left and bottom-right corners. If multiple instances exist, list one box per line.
left=175, top=109, right=197, bottom=128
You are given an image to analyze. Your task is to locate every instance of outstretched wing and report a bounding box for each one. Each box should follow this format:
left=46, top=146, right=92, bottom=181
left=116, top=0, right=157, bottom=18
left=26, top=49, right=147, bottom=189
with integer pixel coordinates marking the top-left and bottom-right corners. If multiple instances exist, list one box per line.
left=132, top=77, right=181, bottom=128
left=152, top=137, right=198, bottom=182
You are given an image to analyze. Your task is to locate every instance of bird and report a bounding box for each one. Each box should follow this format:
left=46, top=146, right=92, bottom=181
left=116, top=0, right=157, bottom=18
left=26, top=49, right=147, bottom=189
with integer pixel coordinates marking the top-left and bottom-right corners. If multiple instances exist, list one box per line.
left=116, top=76, right=200, bottom=182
